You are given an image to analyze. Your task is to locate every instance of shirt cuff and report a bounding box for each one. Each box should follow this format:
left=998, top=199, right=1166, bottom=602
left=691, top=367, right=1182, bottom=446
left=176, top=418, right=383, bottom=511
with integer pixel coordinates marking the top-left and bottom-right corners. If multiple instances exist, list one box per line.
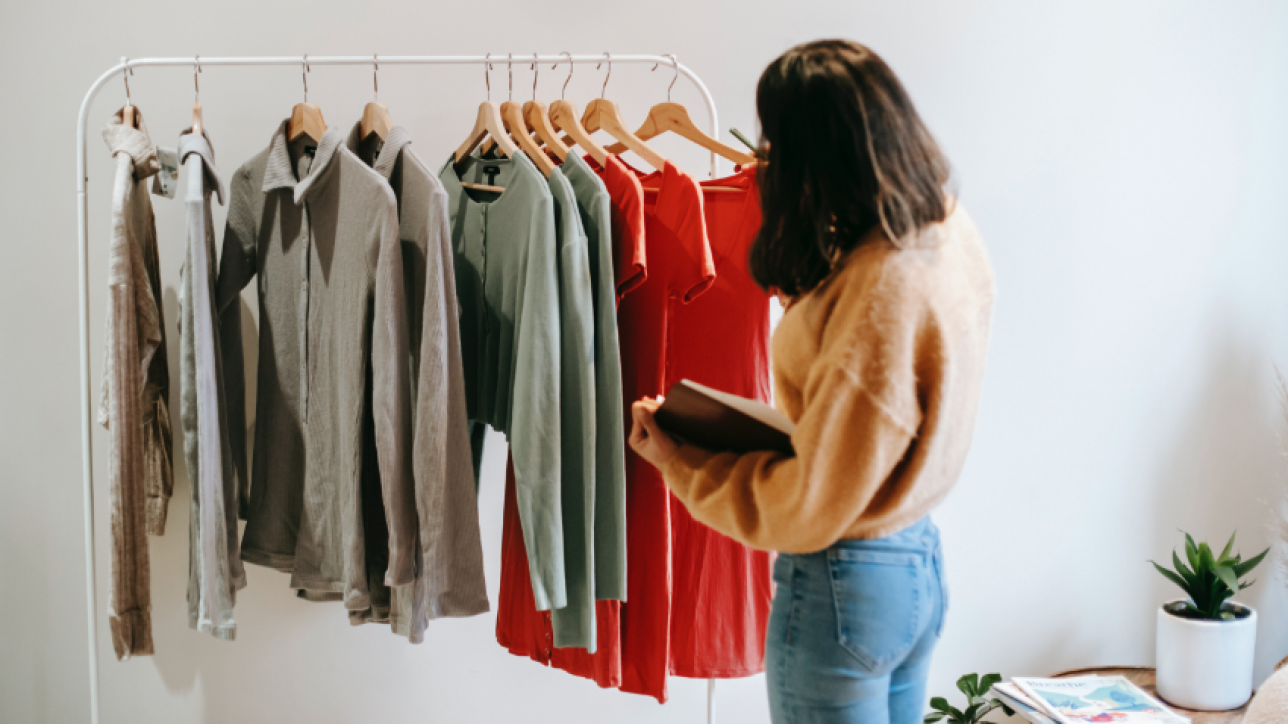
left=662, top=444, right=717, bottom=503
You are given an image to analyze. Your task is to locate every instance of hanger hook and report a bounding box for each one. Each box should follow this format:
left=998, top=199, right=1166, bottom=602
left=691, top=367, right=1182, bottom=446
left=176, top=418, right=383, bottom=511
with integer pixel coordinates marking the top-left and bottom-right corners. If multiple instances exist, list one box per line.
left=555, top=51, right=573, bottom=100
left=302, top=55, right=310, bottom=103
left=507, top=53, right=513, bottom=102
left=122, top=59, right=133, bottom=105
left=597, top=52, right=611, bottom=99
left=668, top=54, right=678, bottom=102
left=193, top=56, right=201, bottom=102
left=532, top=53, right=538, bottom=101
left=485, top=52, right=492, bottom=101
left=373, top=54, right=379, bottom=102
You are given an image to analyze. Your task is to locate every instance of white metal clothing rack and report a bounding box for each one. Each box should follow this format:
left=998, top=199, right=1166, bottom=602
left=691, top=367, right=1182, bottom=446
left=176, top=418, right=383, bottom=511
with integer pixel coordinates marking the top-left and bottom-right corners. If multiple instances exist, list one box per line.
left=75, top=54, right=728, bottom=724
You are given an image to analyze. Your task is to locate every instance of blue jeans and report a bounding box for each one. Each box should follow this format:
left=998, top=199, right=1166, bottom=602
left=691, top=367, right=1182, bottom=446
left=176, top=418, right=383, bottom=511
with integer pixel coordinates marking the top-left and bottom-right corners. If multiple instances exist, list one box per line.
left=766, top=517, right=947, bottom=724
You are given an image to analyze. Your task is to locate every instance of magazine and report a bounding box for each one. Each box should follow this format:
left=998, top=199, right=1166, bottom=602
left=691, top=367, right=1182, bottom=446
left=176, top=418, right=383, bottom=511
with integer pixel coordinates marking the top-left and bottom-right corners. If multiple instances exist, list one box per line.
left=989, top=680, right=1051, bottom=721
left=991, top=683, right=1056, bottom=724
left=1013, top=676, right=1189, bottom=724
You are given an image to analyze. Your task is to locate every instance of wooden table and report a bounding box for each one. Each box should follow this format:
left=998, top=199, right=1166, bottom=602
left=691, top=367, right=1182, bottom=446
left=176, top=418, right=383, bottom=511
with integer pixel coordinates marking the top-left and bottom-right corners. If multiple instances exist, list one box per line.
left=1052, top=667, right=1248, bottom=723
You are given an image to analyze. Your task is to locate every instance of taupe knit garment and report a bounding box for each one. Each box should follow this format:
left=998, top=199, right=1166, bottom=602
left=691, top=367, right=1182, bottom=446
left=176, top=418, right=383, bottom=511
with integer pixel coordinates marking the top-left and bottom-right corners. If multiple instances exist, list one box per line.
left=177, top=128, right=246, bottom=641
left=99, top=107, right=173, bottom=659
left=217, top=121, right=413, bottom=612
left=344, top=125, right=489, bottom=643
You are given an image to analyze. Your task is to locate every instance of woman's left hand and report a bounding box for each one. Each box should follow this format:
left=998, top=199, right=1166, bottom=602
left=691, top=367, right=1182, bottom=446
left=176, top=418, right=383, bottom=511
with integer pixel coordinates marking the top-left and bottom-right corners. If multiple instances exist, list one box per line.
left=629, top=397, right=679, bottom=470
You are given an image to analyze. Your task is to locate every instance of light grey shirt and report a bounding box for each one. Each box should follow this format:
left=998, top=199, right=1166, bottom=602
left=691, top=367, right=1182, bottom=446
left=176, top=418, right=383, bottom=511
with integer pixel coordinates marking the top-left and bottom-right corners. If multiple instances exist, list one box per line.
left=561, top=153, right=627, bottom=602
left=440, top=153, right=565, bottom=611
left=345, top=124, right=489, bottom=642
left=99, top=107, right=171, bottom=659
left=177, top=129, right=246, bottom=641
left=217, top=121, right=414, bottom=613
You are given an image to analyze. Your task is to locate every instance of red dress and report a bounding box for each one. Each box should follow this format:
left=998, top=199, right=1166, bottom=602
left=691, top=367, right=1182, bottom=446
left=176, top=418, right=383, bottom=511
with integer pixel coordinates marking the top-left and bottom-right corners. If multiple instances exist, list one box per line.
left=496, top=158, right=714, bottom=703
left=650, top=165, right=774, bottom=679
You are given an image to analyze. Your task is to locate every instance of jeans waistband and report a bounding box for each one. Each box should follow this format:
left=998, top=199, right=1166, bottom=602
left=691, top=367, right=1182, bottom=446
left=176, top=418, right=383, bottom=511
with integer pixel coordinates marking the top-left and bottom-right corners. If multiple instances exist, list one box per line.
left=785, top=516, right=940, bottom=560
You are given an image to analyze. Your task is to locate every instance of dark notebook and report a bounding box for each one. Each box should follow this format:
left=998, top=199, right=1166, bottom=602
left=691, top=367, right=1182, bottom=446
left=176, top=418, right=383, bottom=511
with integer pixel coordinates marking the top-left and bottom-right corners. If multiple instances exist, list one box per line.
left=654, top=379, right=795, bottom=455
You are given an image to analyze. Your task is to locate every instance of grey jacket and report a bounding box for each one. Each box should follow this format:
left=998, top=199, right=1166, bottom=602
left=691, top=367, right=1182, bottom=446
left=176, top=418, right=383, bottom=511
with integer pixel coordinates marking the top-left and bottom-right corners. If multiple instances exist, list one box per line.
left=100, top=107, right=172, bottom=659
left=217, top=121, right=414, bottom=612
left=440, top=153, right=565, bottom=611
left=177, top=128, right=246, bottom=641
left=345, top=124, right=488, bottom=642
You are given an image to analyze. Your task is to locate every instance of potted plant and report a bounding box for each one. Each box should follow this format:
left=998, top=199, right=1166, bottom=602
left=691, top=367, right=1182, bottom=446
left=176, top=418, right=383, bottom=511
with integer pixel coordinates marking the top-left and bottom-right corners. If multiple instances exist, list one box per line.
left=1150, top=531, right=1268, bottom=711
left=925, top=673, right=1014, bottom=724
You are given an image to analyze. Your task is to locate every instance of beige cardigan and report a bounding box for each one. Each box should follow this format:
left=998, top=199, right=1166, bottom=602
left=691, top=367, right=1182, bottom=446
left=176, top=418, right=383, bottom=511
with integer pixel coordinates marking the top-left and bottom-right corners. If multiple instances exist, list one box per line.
left=663, top=202, right=995, bottom=552
left=99, top=107, right=173, bottom=659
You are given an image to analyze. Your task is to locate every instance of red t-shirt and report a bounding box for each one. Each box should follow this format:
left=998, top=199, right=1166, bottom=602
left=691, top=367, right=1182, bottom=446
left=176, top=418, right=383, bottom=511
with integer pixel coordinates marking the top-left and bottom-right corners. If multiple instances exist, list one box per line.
left=494, top=157, right=714, bottom=703
left=654, top=165, right=773, bottom=679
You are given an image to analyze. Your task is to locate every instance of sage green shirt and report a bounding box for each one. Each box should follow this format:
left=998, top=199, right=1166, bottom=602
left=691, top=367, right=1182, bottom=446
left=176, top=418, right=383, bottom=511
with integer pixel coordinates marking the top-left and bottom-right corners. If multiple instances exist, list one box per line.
left=547, top=167, right=597, bottom=651
left=560, top=153, right=627, bottom=602
left=439, top=153, right=565, bottom=611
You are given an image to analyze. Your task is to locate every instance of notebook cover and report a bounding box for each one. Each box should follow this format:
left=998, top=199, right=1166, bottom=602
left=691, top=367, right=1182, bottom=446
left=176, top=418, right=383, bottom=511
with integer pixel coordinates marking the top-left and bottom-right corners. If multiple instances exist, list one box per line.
left=653, top=379, right=794, bottom=456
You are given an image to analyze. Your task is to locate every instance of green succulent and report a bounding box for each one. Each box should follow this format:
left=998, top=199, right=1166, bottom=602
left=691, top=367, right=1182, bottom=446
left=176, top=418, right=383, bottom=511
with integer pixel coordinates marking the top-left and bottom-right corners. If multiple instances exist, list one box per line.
left=1150, top=531, right=1268, bottom=620
left=925, top=673, right=1014, bottom=724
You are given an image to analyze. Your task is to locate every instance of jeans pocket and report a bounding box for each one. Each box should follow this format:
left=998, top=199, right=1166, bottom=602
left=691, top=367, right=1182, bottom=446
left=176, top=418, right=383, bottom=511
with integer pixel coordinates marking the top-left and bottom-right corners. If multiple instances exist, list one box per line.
left=827, top=548, right=927, bottom=675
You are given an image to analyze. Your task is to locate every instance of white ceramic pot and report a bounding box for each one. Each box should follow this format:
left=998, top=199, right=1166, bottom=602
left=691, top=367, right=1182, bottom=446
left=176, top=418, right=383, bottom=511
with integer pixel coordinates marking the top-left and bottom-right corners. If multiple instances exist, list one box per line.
left=1155, top=600, right=1257, bottom=711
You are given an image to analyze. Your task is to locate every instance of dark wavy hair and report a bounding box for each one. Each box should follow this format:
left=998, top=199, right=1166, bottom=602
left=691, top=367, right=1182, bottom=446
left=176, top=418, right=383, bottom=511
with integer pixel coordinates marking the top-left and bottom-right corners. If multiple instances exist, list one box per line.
left=749, top=40, right=952, bottom=297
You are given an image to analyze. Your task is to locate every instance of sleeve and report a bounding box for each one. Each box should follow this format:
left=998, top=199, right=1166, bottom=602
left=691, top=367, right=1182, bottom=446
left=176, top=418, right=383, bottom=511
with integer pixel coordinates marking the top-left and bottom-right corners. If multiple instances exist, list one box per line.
left=661, top=174, right=715, bottom=303
left=214, top=169, right=256, bottom=519
left=551, top=183, right=597, bottom=648
left=612, top=178, right=647, bottom=303
left=508, top=193, right=566, bottom=612
left=371, top=194, right=418, bottom=588
left=413, top=184, right=489, bottom=616
left=662, top=270, right=926, bottom=553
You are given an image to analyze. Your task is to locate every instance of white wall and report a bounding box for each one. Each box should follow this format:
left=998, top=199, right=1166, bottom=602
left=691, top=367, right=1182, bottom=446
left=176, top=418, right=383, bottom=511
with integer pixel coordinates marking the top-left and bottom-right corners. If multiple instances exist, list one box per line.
left=3, top=1, right=1288, bottom=722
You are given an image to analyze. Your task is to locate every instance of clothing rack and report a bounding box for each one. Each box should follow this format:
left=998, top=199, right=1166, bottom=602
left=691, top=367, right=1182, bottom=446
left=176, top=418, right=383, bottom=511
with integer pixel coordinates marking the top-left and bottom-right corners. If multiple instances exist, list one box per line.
left=75, top=54, right=727, bottom=724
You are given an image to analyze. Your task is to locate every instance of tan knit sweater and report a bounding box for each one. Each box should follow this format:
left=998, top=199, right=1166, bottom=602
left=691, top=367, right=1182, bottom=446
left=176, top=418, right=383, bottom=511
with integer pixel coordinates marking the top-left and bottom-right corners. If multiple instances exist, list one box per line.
left=663, top=201, right=995, bottom=553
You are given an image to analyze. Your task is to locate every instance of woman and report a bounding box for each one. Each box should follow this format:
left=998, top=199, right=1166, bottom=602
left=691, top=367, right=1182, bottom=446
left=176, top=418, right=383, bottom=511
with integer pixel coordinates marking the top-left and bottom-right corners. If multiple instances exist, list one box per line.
left=629, top=40, right=995, bottom=723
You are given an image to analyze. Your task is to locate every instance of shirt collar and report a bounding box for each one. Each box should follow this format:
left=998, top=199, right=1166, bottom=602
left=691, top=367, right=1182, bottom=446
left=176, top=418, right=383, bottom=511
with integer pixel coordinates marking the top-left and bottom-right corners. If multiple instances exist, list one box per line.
left=103, top=107, right=160, bottom=180
left=344, top=123, right=412, bottom=181
left=261, top=120, right=344, bottom=204
left=178, top=128, right=227, bottom=205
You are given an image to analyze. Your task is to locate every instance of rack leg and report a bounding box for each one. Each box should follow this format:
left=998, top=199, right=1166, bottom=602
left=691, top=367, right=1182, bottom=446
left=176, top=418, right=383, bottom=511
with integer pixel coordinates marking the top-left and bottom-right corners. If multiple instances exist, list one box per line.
left=707, top=678, right=716, bottom=724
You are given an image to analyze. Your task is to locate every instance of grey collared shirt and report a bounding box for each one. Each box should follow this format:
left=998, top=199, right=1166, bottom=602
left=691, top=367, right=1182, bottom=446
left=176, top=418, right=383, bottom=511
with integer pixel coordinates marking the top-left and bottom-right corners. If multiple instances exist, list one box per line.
left=344, top=124, right=489, bottom=642
left=177, top=128, right=246, bottom=641
left=217, top=121, right=414, bottom=612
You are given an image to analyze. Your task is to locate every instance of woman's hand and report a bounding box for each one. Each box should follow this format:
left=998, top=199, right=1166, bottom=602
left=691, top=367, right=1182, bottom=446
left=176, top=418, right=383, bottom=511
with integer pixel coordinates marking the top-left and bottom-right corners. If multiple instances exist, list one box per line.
left=629, top=397, right=680, bottom=470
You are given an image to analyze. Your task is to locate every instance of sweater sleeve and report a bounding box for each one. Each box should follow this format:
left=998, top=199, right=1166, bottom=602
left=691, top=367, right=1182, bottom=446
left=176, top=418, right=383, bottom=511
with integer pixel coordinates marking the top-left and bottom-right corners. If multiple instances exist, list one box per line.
left=663, top=366, right=916, bottom=553
left=371, top=193, right=418, bottom=588
left=663, top=251, right=930, bottom=552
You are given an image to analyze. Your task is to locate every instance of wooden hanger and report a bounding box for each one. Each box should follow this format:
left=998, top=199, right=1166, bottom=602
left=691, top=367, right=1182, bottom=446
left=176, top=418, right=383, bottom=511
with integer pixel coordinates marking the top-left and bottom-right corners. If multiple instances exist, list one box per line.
left=481, top=56, right=555, bottom=176
left=581, top=54, right=666, bottom=171
left=121, top=65, right=138, bottom=129
left=289, top=56, right=327, bottom=142
left=360, top=56, right=392, bottom=141
left=521, top=55, right=568, bottom=162
left=454, top=57, right=520, bottom=193
left=541, top=53, right=607, bottom=166
left=604, top=57, right=755, bottom=167
left=191, top=58, right=203, bottom=135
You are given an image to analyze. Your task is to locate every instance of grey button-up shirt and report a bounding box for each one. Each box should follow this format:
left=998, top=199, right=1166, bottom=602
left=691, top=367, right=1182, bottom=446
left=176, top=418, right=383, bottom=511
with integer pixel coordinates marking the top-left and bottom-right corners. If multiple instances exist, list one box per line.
left=441, top=153, right=565, bottom=611
left=178, top=128, right=246, bottom=641
left=345, top=124, right=489, bottom=642
left=217, top=121, right=414, bottom=612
